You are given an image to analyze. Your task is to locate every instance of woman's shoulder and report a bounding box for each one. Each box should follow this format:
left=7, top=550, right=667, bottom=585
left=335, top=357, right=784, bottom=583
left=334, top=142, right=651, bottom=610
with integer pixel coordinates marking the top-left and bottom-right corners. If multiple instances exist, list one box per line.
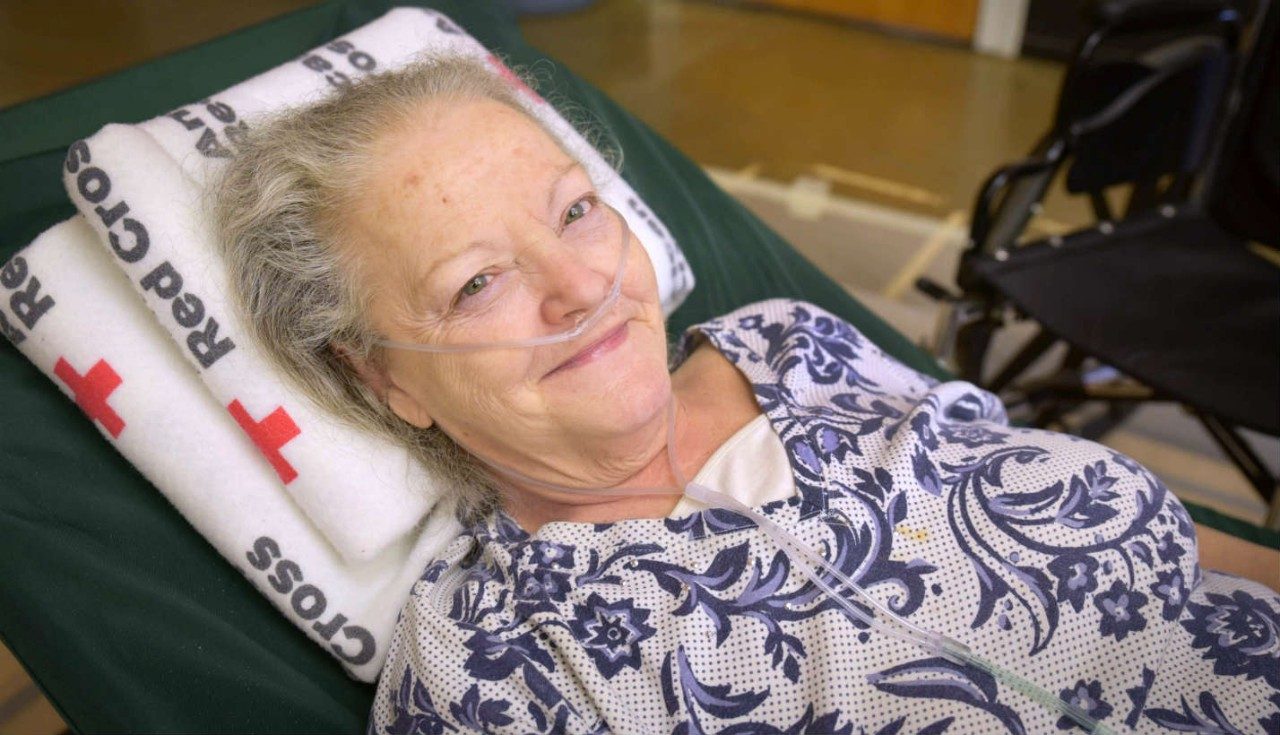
left=690, top=298, right=853, bottom=339
left=682, top=298, right=938, bottom=400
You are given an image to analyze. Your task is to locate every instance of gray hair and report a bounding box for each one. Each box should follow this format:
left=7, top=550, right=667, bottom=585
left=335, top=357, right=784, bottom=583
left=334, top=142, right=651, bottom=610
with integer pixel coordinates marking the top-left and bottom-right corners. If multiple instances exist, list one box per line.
left=211, top=56, right=595, bottom=523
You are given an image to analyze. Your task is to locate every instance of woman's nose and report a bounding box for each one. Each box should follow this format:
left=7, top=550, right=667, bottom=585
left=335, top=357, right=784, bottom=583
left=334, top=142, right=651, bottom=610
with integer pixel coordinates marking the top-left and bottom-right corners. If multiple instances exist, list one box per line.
left=537, top=245, right=612, bottom=328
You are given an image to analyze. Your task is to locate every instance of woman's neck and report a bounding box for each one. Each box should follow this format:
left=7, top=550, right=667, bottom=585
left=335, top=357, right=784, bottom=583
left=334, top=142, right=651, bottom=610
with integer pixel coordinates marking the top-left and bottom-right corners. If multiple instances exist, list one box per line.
left=500, top=339, right=761, bottom=534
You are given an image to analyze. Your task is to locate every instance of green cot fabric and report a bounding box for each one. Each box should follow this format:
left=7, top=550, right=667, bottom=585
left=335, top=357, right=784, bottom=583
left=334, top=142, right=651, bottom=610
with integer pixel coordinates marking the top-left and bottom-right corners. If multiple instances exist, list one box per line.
left=0, top=1, right=1273, bottom=733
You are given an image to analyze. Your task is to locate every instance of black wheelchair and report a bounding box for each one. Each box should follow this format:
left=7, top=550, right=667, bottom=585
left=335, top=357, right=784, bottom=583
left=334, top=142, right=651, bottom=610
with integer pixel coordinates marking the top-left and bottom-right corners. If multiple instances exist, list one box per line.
left=919, top=0, right=1280, bottom=527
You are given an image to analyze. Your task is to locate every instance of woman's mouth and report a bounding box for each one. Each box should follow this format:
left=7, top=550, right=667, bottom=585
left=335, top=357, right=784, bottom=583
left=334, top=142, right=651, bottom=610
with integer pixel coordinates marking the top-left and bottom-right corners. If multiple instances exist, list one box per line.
left=545, top=321, right=630, bottom=378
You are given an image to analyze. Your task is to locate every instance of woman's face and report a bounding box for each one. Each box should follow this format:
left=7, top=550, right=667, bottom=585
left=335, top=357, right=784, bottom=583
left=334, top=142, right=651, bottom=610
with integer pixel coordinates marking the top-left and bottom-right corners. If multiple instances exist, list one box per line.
left=345, top=96, right=671, bottom=480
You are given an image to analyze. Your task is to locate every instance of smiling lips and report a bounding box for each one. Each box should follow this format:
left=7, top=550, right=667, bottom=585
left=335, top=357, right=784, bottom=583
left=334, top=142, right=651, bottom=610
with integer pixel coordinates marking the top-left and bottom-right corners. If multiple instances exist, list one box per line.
left=545, top=321, right=630, bottom=378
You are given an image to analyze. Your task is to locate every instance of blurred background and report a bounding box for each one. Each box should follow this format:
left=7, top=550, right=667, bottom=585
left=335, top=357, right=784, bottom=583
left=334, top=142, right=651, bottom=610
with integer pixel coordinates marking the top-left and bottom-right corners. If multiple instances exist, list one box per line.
left=1, top=1, right=1275, bottom=731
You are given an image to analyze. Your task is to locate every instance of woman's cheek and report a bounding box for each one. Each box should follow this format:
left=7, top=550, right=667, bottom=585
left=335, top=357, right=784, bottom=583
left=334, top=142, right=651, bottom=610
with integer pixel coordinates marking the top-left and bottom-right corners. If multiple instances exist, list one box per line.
left=420, top=355, right=505, bottom=418
left=623, top=233, right=661, bottom=300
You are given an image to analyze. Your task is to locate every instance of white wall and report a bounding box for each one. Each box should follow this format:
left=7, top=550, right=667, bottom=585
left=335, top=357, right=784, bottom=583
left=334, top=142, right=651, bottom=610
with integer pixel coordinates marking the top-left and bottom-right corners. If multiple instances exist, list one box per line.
left=974, top=0, right=1030, bottom=58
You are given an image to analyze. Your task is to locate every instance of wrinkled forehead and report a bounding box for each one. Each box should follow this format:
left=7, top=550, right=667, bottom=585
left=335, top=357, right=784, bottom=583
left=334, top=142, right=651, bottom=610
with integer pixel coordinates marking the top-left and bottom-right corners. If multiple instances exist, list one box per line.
left=378, top=98, right=576, bottom=208
left=346, top=97, right=585, bottom=256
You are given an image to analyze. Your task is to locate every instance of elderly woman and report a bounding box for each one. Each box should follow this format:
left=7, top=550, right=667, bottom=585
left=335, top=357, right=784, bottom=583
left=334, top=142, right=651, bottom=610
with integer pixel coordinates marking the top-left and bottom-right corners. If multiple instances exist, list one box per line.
left=214, top=58, right=1280, bottom=734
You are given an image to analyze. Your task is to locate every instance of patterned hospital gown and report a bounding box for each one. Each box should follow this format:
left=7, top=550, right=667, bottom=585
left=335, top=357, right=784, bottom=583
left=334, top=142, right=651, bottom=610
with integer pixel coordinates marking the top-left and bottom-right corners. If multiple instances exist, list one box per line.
left=368, top=299, right=1280, bottom=734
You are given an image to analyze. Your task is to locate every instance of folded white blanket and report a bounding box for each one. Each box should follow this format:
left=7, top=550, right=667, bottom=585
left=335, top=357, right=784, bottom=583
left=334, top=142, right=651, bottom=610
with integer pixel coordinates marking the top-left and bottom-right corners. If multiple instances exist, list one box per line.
left=0, top=217, right=459, bottom=682
left=61, top=7, right=694, bottom=564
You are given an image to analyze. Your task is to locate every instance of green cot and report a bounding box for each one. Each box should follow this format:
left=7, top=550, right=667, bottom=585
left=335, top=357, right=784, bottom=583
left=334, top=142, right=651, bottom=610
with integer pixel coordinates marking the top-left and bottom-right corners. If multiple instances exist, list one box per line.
left=0, top=1, right=1273, bottom=732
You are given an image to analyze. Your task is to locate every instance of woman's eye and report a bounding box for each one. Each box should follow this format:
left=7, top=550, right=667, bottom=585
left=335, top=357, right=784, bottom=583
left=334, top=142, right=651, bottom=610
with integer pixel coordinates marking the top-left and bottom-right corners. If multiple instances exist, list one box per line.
left=459, top=274, right=489, bottom=299
left=563, top=197, right=595, bottom=227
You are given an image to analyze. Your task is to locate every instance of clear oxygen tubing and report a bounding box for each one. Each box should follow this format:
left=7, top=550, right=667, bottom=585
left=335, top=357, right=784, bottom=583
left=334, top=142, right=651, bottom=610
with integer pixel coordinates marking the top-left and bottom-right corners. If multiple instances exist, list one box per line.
left=374, top=212, right=630, bottom=354
left=474, top=399, right=1122, bottom=735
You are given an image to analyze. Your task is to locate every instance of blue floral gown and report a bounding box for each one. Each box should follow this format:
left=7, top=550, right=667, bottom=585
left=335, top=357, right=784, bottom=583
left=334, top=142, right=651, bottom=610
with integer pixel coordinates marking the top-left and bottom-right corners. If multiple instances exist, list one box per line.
left=368, top=299, right=1280, bottom=735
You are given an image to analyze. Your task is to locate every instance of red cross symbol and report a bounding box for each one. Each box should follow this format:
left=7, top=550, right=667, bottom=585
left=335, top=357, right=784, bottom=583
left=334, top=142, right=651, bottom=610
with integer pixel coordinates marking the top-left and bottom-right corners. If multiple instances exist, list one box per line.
left=228, top=399, right=301, bottom=484
left=486, top=54, right=547, bottom=106
left=54, top=357, right=125, bottom=438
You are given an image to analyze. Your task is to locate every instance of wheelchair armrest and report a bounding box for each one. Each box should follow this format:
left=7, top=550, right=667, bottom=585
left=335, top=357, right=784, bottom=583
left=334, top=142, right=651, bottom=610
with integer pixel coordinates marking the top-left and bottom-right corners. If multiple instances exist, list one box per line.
left=968, top=141, right=1067, bottom=257
left=1084, top=0, right=1236, bottom=33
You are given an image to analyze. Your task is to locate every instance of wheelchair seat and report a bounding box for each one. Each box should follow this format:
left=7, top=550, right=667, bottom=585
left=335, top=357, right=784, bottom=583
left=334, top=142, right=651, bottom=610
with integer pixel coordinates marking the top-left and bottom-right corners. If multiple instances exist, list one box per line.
left=970, top=207, right=1279, bottom=435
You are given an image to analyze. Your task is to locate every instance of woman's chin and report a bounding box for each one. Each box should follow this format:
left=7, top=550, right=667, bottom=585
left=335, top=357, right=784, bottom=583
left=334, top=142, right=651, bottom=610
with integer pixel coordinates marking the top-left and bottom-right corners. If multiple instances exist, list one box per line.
left=551, top=356, right=671, bottom=432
